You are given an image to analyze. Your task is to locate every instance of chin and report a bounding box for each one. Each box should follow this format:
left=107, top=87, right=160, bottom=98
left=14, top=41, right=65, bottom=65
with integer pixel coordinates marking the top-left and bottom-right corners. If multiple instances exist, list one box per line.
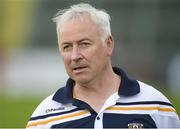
left=74, top=77, right=91, bottom=85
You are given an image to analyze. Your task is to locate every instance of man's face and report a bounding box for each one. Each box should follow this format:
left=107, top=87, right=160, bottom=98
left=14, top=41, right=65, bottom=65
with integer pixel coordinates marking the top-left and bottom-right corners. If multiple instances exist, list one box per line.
left=59, top=15, right=113, bottom=85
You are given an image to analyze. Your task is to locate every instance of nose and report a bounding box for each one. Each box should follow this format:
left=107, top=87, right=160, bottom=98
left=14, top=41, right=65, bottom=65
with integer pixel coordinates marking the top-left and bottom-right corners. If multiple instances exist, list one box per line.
left=71, top=46, right=82, bottom=62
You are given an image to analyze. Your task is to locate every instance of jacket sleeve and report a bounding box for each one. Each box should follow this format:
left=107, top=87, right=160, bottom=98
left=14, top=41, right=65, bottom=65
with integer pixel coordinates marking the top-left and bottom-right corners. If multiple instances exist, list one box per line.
left=151, top=110, right=180, bottom=128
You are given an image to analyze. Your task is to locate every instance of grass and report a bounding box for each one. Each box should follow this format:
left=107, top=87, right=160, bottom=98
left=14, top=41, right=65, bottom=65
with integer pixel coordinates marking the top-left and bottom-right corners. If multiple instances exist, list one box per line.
left=0, top=96, right=42, bottom=128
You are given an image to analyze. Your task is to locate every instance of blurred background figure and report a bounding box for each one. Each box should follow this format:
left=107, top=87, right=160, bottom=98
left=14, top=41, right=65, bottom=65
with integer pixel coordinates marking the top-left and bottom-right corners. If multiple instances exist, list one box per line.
left=0, top=0, right=180, bottom=127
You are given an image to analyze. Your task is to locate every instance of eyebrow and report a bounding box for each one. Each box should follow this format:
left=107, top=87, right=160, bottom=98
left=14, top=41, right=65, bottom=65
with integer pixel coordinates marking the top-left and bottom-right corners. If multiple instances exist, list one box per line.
left=78, top=38, right=92, bottom=43
left=61, top=42, right=71, bottom=46
left=61, top=38, right=93, bottom=45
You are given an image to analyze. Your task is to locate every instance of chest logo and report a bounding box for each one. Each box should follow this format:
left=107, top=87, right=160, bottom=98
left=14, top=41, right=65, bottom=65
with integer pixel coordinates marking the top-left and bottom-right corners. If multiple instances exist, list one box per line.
left=45, top=107, right=65, bottom=113
left=128, top=123, right=143, bottom=129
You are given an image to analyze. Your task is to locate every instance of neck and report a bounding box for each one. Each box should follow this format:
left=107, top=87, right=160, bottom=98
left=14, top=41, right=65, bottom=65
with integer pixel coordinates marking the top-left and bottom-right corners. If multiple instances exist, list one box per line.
left=73, top=66, right=121, bottom=112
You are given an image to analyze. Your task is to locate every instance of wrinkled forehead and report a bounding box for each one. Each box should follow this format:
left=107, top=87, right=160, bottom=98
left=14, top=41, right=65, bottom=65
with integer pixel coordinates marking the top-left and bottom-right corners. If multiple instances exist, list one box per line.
left=57, top=13, right=103, bottom=45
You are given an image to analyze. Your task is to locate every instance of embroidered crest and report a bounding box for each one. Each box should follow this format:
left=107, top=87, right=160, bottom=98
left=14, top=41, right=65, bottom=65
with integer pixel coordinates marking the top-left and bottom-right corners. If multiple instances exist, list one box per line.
left=128, top=123, right=143, bottom=129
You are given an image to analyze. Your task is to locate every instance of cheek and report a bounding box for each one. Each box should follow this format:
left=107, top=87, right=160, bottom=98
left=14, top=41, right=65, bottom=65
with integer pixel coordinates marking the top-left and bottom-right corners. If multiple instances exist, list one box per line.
left=62, top=56, right=72, bottom=75
left=62, top=54, right=71, bottom=66
left=86, top=47, right=106, bottom=63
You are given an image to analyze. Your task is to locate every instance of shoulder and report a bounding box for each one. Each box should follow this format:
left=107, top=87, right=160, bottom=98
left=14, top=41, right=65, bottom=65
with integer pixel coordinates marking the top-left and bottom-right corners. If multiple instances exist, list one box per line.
left=137, top=81, right=170, bottom=103
left=29, top=88, right=75, bottom=119
left=30, top=93, right=61, bottom=118
left=137, top=81, right=180, bottom=127
left=119, top=80, right=171, bottom=104
left=118, top=80, right=177, bottom=116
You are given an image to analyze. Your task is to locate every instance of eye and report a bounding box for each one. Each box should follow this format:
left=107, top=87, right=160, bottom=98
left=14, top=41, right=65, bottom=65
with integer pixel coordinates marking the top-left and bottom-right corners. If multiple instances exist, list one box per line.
left=62, top=44, right=72, bottom=51
left=79, top=42, right=90, bottom=48
left=63, top=45, right=69, bottom=50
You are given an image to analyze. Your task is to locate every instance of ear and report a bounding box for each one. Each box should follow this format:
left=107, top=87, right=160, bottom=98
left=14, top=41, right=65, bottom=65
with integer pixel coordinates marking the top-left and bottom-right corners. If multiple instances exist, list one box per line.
left=105, top=36, right=114, bottom=56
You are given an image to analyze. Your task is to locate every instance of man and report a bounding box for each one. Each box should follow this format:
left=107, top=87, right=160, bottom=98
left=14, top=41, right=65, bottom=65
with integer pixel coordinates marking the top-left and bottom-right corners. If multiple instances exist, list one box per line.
left=26, top=3, right=180, bottom=128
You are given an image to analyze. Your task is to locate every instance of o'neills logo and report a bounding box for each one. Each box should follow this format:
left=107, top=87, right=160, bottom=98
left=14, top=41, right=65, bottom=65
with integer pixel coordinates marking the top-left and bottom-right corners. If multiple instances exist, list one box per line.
left=128, top=123, right=143, bottom=129
left=45, top=107, right=65, bottom=113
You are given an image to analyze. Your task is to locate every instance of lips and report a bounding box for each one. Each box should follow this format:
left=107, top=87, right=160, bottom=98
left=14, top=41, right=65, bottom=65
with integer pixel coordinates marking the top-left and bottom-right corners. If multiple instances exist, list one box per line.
left=72, top=66, right=88, bottom=73
left=74, top=66, right=87, bottom=70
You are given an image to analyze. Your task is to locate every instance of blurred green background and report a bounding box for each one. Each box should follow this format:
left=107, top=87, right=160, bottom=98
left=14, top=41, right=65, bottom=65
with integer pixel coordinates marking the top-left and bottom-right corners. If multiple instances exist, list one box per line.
left=0, top=94, right=42, bottom=127
left=1, top=0, right=180, bottom=127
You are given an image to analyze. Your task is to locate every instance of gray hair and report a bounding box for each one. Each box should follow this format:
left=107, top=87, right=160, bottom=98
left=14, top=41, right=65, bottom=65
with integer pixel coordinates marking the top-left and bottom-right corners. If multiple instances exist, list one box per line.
left=52, top=3, right=111, bottom=42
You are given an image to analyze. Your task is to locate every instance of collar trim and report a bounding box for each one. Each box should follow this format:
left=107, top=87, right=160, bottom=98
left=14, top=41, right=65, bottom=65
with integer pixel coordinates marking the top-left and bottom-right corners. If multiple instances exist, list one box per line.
left=52, top=67, right=140, bottom=104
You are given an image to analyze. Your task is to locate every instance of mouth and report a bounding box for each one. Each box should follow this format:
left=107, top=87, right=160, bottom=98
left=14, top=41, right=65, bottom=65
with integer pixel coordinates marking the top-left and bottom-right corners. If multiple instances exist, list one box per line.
left=73, top=66, right=88, bottom=72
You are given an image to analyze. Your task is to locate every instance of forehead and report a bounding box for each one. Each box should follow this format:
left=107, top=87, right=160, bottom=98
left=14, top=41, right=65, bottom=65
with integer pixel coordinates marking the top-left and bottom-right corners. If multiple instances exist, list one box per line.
left=59, top=15, right=101, bottom=43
